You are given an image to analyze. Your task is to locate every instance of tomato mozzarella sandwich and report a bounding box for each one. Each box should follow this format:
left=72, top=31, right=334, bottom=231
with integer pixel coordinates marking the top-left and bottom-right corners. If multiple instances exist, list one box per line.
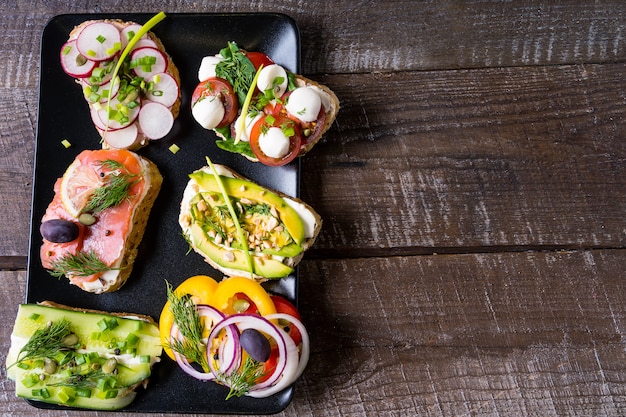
left=39, top=149, right=162, bottom=293
left=60, top=14, right=181, bottom=150
left=179, top=161, right=322, bottom=280
left=190, top=42, right=339, bottom=166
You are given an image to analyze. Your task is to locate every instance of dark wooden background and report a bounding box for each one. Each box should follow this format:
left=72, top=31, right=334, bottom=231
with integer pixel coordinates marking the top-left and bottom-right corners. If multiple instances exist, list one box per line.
left=2, top=1, right=626, bottom=416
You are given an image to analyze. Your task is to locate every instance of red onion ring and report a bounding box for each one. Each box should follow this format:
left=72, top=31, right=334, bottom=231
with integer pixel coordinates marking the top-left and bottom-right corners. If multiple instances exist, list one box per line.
left=206, top=314, right=288, bottom=390
left=170, top=323, right=215, bottom=381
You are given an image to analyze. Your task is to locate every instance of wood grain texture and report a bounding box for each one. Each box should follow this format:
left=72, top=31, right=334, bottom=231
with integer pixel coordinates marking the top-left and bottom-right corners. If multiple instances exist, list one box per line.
left=302, top=63, right=626, bottom=253
left=3, top=250, right=626, bottom=416
left=1, top=1, right=626, bottom=416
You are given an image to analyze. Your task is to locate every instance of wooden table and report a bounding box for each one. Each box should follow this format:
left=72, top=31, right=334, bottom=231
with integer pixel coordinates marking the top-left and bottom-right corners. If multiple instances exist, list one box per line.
left=2, top=1, right=625, bottom=416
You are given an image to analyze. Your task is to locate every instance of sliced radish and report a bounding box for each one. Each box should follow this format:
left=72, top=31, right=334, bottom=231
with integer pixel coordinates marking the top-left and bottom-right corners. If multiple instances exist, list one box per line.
left=81, top=77, right=120, bottom=104
left=83, top=59, right=115, bottom=86
left=95, top=94, right=141, bottom=130
left=60, top=40, right=96, bottom=78
left=145, top=73, right=179, bottom=107
left=102, top=122, right=141, bottom=149
left=138, top=101, right=173, bottom=140
left=76, top=21, right=122, bottom=62
left=130, top=38, right=158, bottom=51
left=130, top=47, right=167, bottom=79
left=120, top=24, right=147, bottom=49
left=90, top=106, right=108, bottom=131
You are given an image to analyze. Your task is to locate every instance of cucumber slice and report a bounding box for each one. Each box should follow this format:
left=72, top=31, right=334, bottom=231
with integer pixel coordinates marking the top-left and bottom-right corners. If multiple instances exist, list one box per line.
left=6, top=303, right=162, bottom=410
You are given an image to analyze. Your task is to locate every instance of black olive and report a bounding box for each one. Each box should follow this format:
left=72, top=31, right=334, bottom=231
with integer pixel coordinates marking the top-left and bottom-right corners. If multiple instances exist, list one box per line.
left=40, top=219, right=79, bottom=243
left=240, top=328, right=271, bottom=362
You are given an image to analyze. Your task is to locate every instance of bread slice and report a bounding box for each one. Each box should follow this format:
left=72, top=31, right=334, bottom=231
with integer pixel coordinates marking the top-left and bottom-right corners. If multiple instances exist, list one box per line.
left=40, top=150, right=163, bottom=293
left=67, top=19, right=181, bottom=150
left=179, top=164, right=322, bottom=280
left=292, top=74, right=340, bottom=155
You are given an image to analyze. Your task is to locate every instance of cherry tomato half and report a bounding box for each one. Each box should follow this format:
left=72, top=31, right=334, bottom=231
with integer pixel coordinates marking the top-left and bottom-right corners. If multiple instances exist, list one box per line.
left=191, top=77, right=238, bottom=128
left=244, top=51, right=274, bottom=70
left=249, top=114, right=302, bottom=166
left=270, top=295, right=302, bottom=346
left=265, top=92, right=327, bottom=149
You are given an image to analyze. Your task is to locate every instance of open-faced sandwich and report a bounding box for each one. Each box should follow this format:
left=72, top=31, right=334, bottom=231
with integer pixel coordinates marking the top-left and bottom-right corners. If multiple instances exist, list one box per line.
left=159, top=275, right=309, bottom=399
left=40, top=149, right=162, bottom=293
left=190, top=42, right=339, bottom=166
left=179, top=159, right=321, bottom=280
left=60, top=12, right=180, bottom=149
left=6, top=301, right=162, bottom=410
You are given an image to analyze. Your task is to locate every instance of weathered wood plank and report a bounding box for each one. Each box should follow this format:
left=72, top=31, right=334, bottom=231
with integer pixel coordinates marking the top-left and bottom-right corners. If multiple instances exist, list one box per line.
left=1, top=1, right=626, bottom=78
left=2, top=250, right=626, bottom=416
left=3, top=63, right=626, bottom=260
left=302, top=63, right=626, bottom=254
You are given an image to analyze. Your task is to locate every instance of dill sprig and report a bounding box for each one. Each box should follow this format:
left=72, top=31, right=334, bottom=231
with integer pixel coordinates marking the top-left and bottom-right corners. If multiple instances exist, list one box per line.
left=83, top=159, right=138, bottom=214
left=165, top=281, right=209, bottom=372
left=215, top=42, right=256, bottom=104
left=8, top=319, right=73, bottom=369
left=48, top=250, right=113, bottom=278
left=218, top=356, right=266, bottom=400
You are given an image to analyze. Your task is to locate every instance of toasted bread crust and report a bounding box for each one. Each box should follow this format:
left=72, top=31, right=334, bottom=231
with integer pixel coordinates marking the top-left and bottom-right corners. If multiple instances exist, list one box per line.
left=38, top=300, right=157, bottom=324
left=293, top=74, right=340, bottom=155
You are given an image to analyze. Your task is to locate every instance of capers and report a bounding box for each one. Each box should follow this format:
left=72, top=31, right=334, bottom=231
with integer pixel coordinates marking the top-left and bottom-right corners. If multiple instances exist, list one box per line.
left=75, top=54, right=87, bottom=66
left=78, top=213, right=96, bottom=226
left=61, top=333, right=79, bottom=347
left=102, top=358, right=117, bottom=374
left=43, top=358, right=58, bottom=374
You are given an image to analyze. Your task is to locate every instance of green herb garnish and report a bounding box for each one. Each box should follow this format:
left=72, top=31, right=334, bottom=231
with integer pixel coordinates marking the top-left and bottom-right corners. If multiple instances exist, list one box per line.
left=215, top=42, right=256, bottom=104
left=165, top=281, right=209, bottom=372
left=48, top=250, right=113, bottom=278
left=218, top=356, right=267, bottom=400
left=7, top=319, right=73, bottom=369
left=83, top=159, right=137, bottom=214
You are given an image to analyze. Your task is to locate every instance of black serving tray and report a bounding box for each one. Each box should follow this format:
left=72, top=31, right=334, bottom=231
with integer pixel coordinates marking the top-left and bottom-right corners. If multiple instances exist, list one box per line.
left=26, top=12, right=301, bottom=414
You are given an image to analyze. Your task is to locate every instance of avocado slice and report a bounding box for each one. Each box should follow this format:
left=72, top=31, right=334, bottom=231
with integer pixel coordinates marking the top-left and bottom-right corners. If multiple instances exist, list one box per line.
left=6, top=303, right=161, bottom=410
left=189, top=170, right=305, bottom=246
left=188, top=222, right=294, bottom=278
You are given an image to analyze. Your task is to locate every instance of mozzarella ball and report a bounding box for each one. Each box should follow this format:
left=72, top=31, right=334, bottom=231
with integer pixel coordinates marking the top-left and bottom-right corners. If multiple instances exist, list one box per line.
left=259, top=127, right=290, bottom=158
left=192, top=97, right=225, bottom=129
left=257, top=64, right=288, bottom=98
left=285, top=87, right=322, bottom=123
left=198, top=55, right=224, bottom=81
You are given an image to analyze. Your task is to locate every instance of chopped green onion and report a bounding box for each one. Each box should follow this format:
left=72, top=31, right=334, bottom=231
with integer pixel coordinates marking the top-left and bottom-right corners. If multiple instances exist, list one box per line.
left=103, top=11, right=167, bottom=135
left=75, top=387, right=92, bottom=398
left=87, top=49, right=96, bottom=57
left=61, top=139, right=72, bottom=148
left=168, top=143, right=180, bottom=154
left=96, top=34, right=106, bottom=43
left=265, top=114, right=276, bottom=125
left=62, top=45, right=72, bottom=55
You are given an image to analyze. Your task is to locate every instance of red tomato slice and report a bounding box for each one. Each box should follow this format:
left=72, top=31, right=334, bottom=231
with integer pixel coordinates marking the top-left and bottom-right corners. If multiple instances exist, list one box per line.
left=270, top=295, right=302, bottom=346
left=244, top=51, right=274, bottom=70
left=249, top=114, right=302, bottom=166
left=263, top=92, right=326, bottom=149
left=256, top=345, right=279, bottom=383
left=191, top=77, right=238, bottom=128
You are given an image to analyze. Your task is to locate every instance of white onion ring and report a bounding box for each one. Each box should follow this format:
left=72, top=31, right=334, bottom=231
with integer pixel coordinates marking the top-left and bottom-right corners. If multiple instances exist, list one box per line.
left=169, top=305, right=311, bottom=399
left=264, top=313, right=310, bottom=381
